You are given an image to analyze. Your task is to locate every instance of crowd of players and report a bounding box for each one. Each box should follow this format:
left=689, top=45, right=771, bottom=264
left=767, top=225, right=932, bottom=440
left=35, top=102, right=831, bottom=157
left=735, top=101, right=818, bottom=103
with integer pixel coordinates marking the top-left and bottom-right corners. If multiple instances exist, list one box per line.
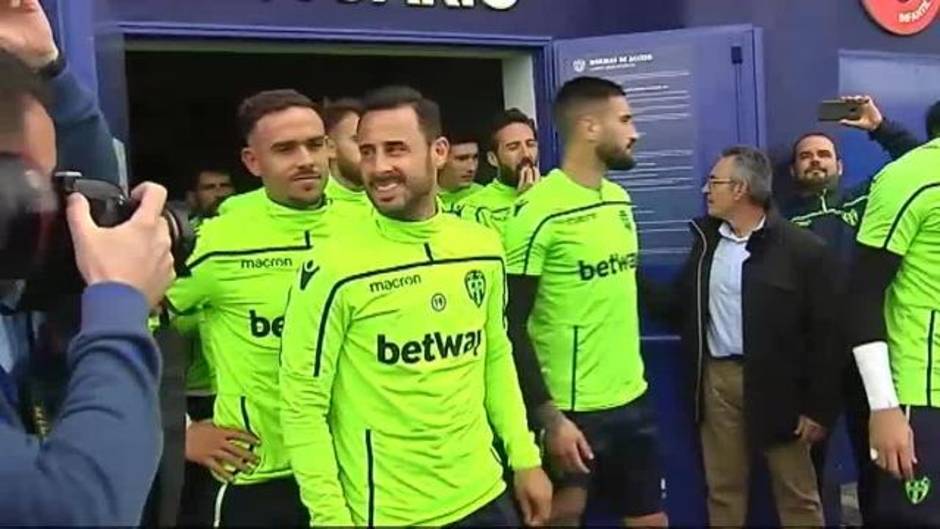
left=2, top=0, right=939, bottom=526
left=167, top=70, right=940, bottom=527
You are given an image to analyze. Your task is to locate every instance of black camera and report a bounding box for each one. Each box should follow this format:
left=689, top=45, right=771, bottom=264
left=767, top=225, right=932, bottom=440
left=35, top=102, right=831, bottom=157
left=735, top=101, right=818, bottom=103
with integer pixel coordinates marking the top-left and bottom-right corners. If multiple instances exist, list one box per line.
left=0, top=155, right=194, bottom=309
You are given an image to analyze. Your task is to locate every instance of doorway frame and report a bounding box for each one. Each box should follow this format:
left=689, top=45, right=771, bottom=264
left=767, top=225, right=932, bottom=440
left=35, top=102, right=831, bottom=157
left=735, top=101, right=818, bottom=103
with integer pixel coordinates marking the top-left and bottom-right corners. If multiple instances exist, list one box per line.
left=118, top=21, right=557, bottom=167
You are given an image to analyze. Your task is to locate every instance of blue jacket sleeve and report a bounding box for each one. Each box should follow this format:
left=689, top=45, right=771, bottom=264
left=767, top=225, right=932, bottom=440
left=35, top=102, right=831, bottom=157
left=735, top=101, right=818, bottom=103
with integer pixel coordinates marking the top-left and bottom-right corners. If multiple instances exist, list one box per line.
left=869, top=119, right=921, bottom=162
left=0, top=283, right=162, bottom=526
left=48, top=64, right=120, bottom=183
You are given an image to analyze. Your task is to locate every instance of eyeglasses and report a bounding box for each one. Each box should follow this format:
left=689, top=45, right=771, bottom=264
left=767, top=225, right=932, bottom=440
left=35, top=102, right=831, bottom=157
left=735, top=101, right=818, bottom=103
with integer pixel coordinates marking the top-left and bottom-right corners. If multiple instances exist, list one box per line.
left=702, top=179, right=736, bottom=192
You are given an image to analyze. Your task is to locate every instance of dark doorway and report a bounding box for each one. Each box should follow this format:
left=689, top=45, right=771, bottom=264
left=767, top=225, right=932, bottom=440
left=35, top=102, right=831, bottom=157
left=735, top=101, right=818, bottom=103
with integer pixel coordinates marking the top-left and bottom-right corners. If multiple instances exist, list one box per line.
left=125, top=47, right=506, bottom=199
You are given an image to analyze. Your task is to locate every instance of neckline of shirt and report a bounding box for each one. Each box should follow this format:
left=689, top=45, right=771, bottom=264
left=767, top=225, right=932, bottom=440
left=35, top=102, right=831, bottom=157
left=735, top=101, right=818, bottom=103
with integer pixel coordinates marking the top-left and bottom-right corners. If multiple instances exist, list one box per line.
left=718, top=216, right=766, bottom=243
left=372, top=206, right=445, bottom=244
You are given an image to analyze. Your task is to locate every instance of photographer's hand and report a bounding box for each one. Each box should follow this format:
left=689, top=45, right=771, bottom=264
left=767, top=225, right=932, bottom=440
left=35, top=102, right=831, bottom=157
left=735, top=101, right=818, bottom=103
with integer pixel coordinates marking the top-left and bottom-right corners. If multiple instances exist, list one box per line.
left=0, top=0, right=58, bottom=70
left=66, top=182, right=175, bottom=307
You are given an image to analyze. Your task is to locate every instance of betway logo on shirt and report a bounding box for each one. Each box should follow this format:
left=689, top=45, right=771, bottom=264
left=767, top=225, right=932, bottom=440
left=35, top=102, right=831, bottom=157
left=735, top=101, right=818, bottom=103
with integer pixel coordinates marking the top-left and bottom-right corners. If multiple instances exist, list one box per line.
left=377, top=330, right=483, bottom=365
left=578, top=252, right=638, bottom=281
left=250, top=310, right=285, bottom=338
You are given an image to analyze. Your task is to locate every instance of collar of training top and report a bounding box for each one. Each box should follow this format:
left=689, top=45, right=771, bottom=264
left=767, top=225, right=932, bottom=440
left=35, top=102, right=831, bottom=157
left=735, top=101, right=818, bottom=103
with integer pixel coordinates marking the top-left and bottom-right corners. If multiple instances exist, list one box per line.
left=372, top=201, right=446, bottom=244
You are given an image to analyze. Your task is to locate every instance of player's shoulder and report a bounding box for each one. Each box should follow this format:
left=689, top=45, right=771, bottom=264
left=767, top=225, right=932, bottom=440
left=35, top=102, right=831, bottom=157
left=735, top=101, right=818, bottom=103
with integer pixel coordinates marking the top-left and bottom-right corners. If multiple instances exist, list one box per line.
left=872, top=140, right=940, bottom=193
left=190, top=211, right=242, bottom=250
left=218, top=188, right=265, bottom=214
left=457, top=184, right=495, bottom=208
left=602, top=178, right=632, bottom=203
left=439, top=213, right=504, bottom=254
left=507, top=171, right=570, bottom=220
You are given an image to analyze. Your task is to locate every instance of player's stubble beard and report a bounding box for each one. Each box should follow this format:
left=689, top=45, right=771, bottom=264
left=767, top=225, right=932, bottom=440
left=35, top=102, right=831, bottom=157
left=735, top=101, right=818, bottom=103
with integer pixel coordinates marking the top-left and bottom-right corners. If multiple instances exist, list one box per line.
left=373, top=152, right=437, bottom=222
left=597, top=140, right=636, bottom=172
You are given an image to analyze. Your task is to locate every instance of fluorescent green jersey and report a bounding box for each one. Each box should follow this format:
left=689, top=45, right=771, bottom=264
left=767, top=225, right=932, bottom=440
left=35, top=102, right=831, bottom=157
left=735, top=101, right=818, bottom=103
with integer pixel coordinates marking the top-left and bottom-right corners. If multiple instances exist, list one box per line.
left=167, top=195, right=333, bottom=484
left=180, top=313, right=215, bottom=395
left=280, top=210, right=540, bottom=527
left=455, top=179, right=520, bottom=237
left=180, top=216, right=215, bottom=395
left=325, top=175, right=372, bottom=219
left=857, top=139, right=940, bottom=407
left=439, top=182, right=483, bottom=213
left=218, top=188, right=267, bottom=215
left=504, top=169, right=645, bottom=412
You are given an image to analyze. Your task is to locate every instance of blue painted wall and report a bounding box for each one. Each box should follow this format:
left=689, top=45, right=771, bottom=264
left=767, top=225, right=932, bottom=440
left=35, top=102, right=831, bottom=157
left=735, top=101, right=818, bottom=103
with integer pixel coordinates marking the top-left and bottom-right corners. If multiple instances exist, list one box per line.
left=683, top=0, right=940, bottom=188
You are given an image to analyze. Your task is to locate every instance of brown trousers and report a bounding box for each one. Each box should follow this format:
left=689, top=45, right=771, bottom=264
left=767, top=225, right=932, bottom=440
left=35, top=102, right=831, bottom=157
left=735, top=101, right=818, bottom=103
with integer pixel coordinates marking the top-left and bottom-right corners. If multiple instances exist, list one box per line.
left=700, top=358, right=824, bottom=527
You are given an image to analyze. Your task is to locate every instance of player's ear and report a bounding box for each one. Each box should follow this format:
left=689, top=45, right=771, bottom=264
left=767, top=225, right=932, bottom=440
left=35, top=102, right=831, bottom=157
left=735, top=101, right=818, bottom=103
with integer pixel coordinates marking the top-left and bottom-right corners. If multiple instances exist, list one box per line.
left=431, top=136, right=450, bottom=170
left=487, top=151, right=499, bottom=169
left=241, top=146, right=263, bottom=179
left=326, top=135, right=338, bottom=159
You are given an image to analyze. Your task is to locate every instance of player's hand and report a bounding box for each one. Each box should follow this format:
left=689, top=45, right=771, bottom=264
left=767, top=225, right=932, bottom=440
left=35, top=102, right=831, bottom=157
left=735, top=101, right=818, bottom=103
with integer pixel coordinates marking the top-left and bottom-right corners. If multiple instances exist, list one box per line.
left=840, top=95, right=884, bottom=132
left=513, top=467, right=553, bottom=527
left=0, top=0, right=58, bottom=70
left=794, top=415, right=827, bottom=445
left=67, top=183, right=175, bottom=307
left=517, top=163, right=541, bottom=194
left=545, top=415, right=594, bottom=474
left=869, top=407, right=917, bottom=481
left=186, top=420, right=261, bottom=482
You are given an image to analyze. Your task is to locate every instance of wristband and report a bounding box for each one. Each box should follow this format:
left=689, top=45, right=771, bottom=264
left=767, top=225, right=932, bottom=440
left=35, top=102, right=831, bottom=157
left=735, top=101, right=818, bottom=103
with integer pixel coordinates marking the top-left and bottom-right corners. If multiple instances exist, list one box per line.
left=853, top=341, right=900, bottom=411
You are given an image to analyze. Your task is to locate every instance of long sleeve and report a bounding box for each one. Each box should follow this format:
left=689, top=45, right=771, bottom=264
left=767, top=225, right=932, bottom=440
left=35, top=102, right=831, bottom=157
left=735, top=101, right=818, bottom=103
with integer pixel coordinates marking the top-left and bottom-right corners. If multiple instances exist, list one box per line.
left=279, top=260, right=354, bottom=527
left=802, top=244, right=842, bottom=427
left=0, top=283, right=161, bottom=526
left=870, top=119, right=920, bottom=162
left=165, top=234, right=217, bottom=318
left=506, top=275, right=552, bottom=414
left=484, top=262, right=541, bottom=471
left=845, top=245, right=902, bottom=348
left=48, top=65, right=120, bottom=183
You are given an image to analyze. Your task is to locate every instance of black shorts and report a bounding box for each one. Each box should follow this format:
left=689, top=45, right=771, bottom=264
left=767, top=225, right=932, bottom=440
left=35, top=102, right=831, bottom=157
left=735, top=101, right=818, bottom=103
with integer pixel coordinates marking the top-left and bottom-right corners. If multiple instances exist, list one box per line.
left=550, top=393, right=664, bottom=518
left=447, top=491, right=520, bottom=527
left=211, top=476, right=309, bottom=527
left=873, top=406, right=940, bottom=526
left=178, top=396, right=217, bottom=526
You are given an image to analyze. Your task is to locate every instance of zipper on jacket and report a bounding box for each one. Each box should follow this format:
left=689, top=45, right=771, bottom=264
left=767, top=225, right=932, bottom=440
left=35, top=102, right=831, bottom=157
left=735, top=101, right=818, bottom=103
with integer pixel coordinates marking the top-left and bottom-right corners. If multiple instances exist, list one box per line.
left=690, top=221, right=709, bottom=420
left=928, top=311, right=937, bottom=407
left=571, top=326, right=579, bottom=411
left=365, top=429, right=375, bottom=528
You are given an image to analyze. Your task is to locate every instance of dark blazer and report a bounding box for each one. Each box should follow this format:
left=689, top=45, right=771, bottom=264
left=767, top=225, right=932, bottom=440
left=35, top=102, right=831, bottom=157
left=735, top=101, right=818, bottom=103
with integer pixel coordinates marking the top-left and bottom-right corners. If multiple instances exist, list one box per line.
left=642, top=211, right=842, bottom=448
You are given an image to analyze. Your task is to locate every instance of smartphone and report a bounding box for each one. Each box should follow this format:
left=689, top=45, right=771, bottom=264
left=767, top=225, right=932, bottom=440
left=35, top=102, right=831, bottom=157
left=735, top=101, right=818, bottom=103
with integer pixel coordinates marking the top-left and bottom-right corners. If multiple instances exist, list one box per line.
left=818, top=100, right=863, bottom=122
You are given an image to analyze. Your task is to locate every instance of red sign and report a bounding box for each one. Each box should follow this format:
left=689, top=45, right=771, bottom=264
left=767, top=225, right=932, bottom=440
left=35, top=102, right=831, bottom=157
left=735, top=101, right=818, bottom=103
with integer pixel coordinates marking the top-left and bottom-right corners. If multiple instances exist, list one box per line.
left=862, top=0, right=940, bottom=35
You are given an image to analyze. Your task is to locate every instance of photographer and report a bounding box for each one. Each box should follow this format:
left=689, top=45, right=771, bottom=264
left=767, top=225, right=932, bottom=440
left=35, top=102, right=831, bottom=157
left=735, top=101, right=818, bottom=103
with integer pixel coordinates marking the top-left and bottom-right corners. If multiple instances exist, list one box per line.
left=0, top=1, right=173, bottom=524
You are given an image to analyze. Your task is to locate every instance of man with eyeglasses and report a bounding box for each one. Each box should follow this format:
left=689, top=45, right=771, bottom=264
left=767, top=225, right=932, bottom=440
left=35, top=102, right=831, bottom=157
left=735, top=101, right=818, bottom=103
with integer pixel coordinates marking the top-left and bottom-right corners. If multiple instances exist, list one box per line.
left=643, top=146, right=841, bottom=526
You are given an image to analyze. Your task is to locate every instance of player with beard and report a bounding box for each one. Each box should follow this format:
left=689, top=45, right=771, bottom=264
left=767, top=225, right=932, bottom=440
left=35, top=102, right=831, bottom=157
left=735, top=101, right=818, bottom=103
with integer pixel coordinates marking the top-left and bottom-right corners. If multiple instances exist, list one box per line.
left=783, top=96, right=921, bottom=525
left=786, top=97, right=919, bottom=260
left=188, top=169, right=235, bottom=223
left=456, top=108, right=541, bottom=237
left=503, top=77, right=667, bottom=527
left=322, top=98, right=371, bottom=217
left=279, top=86, right=552, bottom=527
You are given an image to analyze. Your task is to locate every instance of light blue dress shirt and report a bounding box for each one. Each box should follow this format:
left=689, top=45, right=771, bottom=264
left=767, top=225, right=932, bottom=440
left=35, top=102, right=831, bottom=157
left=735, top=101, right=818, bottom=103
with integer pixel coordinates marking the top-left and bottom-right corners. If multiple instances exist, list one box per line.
left=706, top=217, right=765, bottom=359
